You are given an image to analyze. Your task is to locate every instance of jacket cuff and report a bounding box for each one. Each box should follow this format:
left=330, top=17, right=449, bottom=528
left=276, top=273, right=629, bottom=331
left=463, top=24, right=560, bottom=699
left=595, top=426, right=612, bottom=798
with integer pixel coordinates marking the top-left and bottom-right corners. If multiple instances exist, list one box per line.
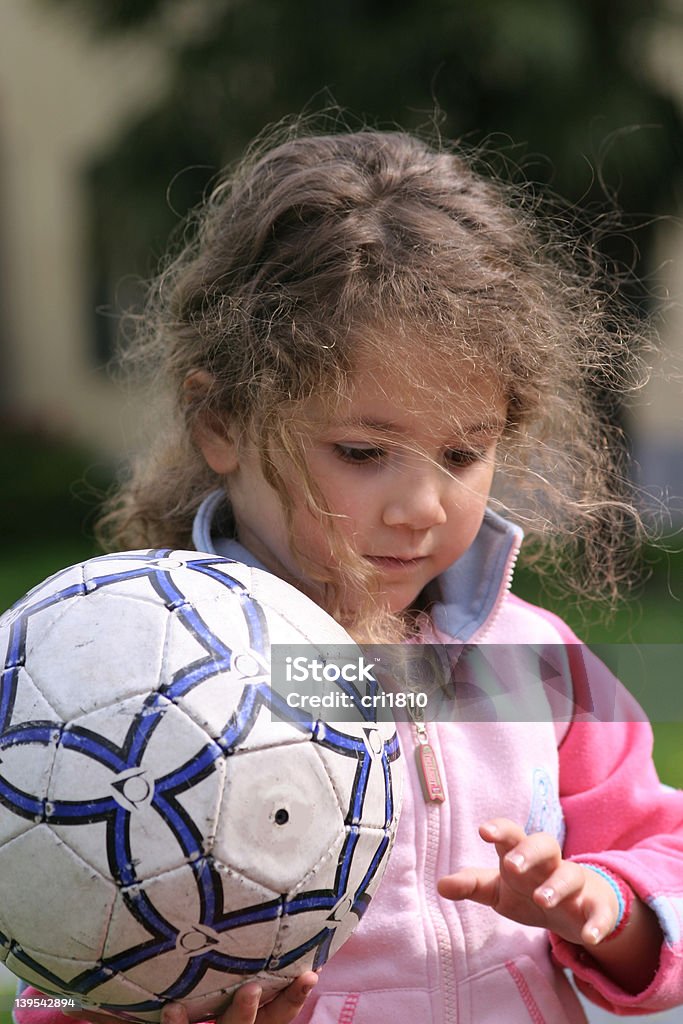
left=549, top=854, right=683, bottom=1014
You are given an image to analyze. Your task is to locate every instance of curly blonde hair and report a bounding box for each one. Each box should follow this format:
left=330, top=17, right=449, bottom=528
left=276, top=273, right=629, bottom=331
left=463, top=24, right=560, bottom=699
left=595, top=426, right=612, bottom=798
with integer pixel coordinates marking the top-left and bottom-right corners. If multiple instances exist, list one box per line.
left=98, top=123, right=650, bottom=639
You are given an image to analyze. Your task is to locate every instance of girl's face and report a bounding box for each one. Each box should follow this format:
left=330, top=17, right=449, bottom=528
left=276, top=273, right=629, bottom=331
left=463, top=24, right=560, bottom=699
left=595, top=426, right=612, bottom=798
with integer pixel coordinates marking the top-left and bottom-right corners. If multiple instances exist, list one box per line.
left=200, top=350, right=507, bottom=616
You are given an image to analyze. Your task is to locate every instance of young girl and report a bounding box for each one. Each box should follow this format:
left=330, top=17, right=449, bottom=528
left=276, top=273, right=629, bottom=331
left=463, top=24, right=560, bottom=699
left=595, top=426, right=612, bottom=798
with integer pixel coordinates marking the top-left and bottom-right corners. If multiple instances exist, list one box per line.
left=22, top=126, right=683, bottom=1024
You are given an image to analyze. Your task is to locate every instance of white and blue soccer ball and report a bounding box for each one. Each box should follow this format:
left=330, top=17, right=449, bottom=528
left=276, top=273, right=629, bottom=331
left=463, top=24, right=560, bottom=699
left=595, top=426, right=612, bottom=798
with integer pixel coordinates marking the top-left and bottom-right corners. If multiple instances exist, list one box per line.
left=0, top=551, right=403, bottom=1022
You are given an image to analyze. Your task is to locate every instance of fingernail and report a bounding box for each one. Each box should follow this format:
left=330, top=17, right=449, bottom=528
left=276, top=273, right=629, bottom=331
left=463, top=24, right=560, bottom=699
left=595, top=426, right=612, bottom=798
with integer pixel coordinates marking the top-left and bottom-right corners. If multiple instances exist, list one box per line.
left=507, top=853, right=525, bottom=870
left=161, top=1007, right=183, bottom=1024
left=589, top=926, right=601, bottom=944
left=301, top=984, right=315, bottom=997
left=539, top=886, right=555, bottom=905
left=485, top=822, right=499, bottom=836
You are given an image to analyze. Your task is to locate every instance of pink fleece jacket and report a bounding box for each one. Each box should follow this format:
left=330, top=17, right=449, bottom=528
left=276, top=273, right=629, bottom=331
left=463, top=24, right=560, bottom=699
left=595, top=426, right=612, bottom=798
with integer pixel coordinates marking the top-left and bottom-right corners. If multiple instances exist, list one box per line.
left=291, top=594, right=683, bottom=1023
left=12, top=503, right=683, bottom=1023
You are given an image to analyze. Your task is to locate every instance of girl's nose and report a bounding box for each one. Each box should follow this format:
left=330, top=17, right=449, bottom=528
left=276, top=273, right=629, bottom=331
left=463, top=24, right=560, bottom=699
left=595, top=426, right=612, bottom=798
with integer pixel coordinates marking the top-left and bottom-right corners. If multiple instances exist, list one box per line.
left=381, top=471, right=448, bottom=530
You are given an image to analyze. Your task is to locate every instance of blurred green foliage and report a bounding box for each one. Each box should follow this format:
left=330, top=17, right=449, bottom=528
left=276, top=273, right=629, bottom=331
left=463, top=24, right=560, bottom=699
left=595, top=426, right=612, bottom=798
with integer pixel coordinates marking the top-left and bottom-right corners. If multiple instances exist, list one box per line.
left=45, top=0, right=683, bottom=315
left=0, top=1000, right=12, bottom=1024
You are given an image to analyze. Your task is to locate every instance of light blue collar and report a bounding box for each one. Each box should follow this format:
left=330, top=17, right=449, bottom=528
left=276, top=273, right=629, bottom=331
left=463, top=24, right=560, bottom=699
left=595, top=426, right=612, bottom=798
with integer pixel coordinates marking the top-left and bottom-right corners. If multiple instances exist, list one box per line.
left=424, top=510, right=522, bottom=641
left=192, top=489, right=272, bottom=573
left=192, top=489, right=523, bottom=642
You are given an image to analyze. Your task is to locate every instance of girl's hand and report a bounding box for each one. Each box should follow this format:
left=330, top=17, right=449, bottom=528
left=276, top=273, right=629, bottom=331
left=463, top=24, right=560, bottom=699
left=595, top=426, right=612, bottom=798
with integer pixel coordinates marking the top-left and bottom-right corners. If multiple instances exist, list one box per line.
left=64, top=974, right=318, bottom=1024
left=437, top=817, right=620, bottom=947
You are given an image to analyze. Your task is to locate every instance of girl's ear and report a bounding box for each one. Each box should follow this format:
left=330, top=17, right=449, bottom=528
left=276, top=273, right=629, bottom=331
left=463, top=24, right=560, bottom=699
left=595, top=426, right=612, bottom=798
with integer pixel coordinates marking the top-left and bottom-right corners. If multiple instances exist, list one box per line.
left=184, top=371, right=240, bottom=475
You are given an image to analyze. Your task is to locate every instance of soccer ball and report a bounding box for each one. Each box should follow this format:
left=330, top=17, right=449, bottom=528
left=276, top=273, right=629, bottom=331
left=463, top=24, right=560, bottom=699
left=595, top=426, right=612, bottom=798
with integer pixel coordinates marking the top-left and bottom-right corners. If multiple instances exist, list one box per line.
left=0, top=551, right=403, bottom=1022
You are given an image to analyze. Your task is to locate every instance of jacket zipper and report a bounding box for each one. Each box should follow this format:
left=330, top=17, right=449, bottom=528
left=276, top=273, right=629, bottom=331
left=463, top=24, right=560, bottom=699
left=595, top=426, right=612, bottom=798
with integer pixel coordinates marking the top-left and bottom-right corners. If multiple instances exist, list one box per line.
left=423, top=760, right=458, bottom=1024
left=412, top=536, right=521, bottom=1024
left=469, top=542, right=520, bottom=645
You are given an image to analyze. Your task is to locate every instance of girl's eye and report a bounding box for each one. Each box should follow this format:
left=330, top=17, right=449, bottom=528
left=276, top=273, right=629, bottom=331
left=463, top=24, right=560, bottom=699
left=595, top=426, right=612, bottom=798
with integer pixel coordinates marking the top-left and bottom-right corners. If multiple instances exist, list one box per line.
left=445, top=448, right=482, bottom=468
left=334, top=444, right=385, bottom=464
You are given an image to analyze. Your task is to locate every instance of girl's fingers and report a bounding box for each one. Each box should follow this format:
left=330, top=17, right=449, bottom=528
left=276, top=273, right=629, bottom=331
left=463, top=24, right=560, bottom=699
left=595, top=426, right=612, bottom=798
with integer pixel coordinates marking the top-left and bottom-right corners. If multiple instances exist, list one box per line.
left=581, top=916, right=613, bottom=946
left=532, top=862, right=621, bottom=945
left=577, top=870, right=621, bottom=946
left=162, top=1006, right=191, bottom=1024
left=257, top=973, right=318, bottom=1023
left=219, top=984, right=262, bottom=1024
left=438, top=867, right=500, bottom=907
left=532, top=861, right=586, bottom=909
left=456, top=822, right=624, bottom=946
left=62, top=976, right=318, bottom=1024
left=580, top=899, right=620, bottom=946
left=479, top=818, right=526, bottom=851
left=480, top=820, right=561, bottom=886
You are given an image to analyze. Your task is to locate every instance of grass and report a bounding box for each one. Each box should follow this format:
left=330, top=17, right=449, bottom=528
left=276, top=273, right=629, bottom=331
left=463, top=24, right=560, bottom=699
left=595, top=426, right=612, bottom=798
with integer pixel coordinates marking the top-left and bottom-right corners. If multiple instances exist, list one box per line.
left=1, top=967, right=15, bottom=1024
left=512, top=549, right=683, bottom=786
left=512, top=547, right=683, bottom=645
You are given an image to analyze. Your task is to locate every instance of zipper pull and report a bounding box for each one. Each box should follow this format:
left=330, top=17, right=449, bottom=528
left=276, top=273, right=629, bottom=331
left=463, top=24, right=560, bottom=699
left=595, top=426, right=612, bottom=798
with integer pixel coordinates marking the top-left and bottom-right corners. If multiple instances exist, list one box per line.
left=414, top=721, right=446, bottom=804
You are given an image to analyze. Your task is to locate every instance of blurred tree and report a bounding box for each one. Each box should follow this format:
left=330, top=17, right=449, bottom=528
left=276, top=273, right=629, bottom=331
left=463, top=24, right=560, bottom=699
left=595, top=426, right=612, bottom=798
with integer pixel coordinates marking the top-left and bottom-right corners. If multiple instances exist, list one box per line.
left=45, top=0, right=683, bottom=334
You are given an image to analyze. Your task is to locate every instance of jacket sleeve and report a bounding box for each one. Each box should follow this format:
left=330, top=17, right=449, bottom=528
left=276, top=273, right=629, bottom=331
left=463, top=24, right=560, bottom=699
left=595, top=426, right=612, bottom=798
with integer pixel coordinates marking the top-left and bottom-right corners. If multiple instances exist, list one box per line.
left=552, top=641, right=683, bottom=1014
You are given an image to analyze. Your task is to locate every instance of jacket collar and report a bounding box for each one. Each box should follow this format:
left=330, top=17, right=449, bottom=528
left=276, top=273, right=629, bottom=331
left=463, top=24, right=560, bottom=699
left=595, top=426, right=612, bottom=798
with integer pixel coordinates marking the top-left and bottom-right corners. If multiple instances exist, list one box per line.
left=192, top=490, right=523, bottom=643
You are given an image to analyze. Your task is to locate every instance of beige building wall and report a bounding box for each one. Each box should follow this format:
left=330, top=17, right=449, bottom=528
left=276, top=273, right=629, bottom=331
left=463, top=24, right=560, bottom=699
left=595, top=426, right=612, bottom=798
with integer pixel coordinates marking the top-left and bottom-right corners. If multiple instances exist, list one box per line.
left=637, top=221, right=683, bottom=440
left=0, top=0, right=170, bottom=457
left=632, top=15, right=683, bottom=512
